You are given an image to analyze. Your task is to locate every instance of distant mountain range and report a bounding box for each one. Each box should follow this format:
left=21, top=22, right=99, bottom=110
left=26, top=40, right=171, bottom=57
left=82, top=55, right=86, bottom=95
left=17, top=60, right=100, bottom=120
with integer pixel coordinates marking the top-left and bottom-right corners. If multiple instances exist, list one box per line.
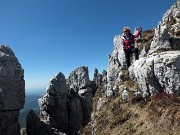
left=19, top=89, right=46, bottom=129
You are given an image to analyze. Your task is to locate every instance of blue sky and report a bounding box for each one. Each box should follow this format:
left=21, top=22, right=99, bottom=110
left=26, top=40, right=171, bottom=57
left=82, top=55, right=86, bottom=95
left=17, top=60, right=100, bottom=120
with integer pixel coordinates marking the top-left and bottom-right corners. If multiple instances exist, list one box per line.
left=0, top=0, right=176, bottom=91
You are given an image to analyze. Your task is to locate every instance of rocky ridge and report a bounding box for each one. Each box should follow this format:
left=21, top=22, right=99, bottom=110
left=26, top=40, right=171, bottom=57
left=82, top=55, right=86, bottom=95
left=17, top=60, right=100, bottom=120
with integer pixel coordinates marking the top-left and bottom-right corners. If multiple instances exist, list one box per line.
left=25, top=66, right=97, bottom=135
left=0, top=1, right=179, bottom=135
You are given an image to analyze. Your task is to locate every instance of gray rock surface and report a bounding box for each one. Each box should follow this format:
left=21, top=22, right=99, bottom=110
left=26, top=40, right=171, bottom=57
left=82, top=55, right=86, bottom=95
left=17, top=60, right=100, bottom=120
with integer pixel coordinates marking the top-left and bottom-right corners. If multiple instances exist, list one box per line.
left=149, top=1, right=180, bottom=53
left=68, top=93, right=83, bottom=135
left=68, top=66, right=96, bottom=112
left=106, top=1, right=180, bottom=98
left=68, top=66, right=95, bottom=127
left=93, top=68, right=102, bottom=85
left=38, top=72, right=68, bottom=132
left=0, top=45, right=25, bottom=135
left=26, top=66, right=96, bottom=135
left=106, top=53, right=122, bottom=97
left=121, top=90, right=129, bottom=103
left=68, top=66, right=91, bottom=92
left=0, top=45, right=25, bottom=110
left=129, top=51, right=180, bottom=97
left=26, top=110, right=65, bottom=135
left=102, top=70, right=107, bottom=84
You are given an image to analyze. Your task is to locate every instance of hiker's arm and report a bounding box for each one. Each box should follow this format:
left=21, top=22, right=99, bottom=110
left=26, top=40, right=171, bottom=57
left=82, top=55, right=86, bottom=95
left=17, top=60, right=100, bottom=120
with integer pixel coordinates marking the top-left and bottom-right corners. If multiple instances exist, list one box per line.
left=133, top=30, right=141, bottom=38
left=133, top=27, right=142, bottom=38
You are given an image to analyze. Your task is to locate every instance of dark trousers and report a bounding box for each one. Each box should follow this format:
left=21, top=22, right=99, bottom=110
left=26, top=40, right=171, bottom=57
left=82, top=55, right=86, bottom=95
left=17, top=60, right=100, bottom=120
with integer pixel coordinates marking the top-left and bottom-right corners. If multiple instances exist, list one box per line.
left=124, top=47, right=139, bottom=68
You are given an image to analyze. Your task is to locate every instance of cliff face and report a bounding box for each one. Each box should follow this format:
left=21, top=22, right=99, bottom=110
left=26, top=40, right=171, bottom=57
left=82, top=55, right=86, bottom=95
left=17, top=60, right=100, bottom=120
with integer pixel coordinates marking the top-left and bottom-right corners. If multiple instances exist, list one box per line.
left=25, top=66, right=96, bottom=135
left=150, top=1, right=180, bottom=53
left=0, top=45, right=25, bottom=135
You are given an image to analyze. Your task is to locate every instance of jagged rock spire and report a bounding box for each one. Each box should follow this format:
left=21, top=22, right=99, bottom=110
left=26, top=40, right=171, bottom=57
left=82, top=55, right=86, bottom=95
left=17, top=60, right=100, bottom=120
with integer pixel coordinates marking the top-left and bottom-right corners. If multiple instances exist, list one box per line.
left=0, top=45, right=25, bottom=135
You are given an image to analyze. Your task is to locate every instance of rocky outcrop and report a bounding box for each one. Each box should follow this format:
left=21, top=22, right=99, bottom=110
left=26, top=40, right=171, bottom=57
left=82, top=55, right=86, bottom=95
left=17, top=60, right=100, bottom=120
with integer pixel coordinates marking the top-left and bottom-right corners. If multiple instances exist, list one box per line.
left=106, top=1, right=180, bottom=97
left=0, top=45, right=25, bottom=135
left=128, top=1, right=180, bottom=98
left=93, top=68, right=102, bottom=85
left=102, top=70, right=107, bottom=84
left=93, top=68, right=107, bottom=86
left=129, top=51, right=180, bottom=98
left=150, top=1, right=180, bottom=53
left=68, top=66, right=96, bottom=126
left=68, top=66, right=92, bottom=91
left=38, top=72, right=68, bottom=133
left=106, top=27, right=141, bottom=96
left=26, top=66, right=96, bottom=135
left=106, top=51, right=123, bottom=96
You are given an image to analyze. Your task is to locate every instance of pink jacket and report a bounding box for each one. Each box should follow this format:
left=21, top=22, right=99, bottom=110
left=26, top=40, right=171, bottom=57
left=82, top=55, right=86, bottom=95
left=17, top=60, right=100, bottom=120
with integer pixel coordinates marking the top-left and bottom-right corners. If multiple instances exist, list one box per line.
left=122, top=30, right=141, bottom=51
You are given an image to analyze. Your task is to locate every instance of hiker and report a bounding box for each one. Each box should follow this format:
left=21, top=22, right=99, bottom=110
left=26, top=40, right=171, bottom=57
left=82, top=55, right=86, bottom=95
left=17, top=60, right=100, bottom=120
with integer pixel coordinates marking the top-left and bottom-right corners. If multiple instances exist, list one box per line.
left=122, top=27, right=142, bottom=68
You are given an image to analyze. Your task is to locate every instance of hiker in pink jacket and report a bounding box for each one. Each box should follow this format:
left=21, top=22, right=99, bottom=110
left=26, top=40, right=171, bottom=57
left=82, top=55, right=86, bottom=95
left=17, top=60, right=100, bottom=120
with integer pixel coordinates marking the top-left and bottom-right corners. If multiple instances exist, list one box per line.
left=122, top=27, right=142, bottom=68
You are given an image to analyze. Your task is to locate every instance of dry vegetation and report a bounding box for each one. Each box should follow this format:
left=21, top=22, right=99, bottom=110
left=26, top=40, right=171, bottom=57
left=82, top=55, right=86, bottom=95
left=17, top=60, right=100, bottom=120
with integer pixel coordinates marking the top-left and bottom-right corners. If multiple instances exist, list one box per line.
left=136, top=29, right=155, bottom=55
left=83, top=22, right=179, bottom=135
left=83, top=85, right=180, bottom=135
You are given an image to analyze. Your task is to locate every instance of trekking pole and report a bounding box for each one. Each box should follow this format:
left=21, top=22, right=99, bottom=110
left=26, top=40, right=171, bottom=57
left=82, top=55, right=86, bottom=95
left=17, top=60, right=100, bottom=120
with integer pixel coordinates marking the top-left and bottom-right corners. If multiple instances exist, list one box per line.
left=139, top=26, right=144, bottom=43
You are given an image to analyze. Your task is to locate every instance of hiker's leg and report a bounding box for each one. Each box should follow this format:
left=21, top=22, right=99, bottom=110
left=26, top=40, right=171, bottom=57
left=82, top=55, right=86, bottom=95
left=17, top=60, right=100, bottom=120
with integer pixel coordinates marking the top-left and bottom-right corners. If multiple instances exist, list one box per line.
left=124, top=50, right=130, bottom=68
left=131, top=47, right=139, bottom=60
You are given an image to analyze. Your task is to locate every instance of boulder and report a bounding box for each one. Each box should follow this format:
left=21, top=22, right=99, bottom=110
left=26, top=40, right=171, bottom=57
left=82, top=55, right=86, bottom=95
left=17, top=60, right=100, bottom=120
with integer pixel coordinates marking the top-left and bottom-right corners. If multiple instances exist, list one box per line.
left=129, top=51, right=180, bottom=97
left=121, top=90, right=129, bottom=103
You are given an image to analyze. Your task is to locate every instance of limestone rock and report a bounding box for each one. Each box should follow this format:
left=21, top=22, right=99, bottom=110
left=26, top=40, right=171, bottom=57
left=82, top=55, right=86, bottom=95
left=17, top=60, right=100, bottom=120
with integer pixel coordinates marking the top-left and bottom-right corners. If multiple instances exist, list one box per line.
left=68, top=93, right=83, bottom=135
left=102, top=70, right=107, bottom=84
left=0, top=45, right=25, bottom=135
left=0, top=45, right=25, bottom=110
left=106, top=53, right=122, bottom=97
left=129, top=51, right=180, bottom=97
left=149, top=1, right=180, bottom=53
left=26, top=66, right=96, bottom=135
left=93, top=68, right=102, bottom=85
left=96, top=98, right=108, bottom=111
left=68, top=66, right=91, bottom=91
left=38, top=72, right=68, bottom=133
left=26, top=110, right=65, bottom=135
left=68, top=66, right=96, bottom=127
left=121, top=90, right=129, bottom=103
left=0, top=111, right=21, bottom=135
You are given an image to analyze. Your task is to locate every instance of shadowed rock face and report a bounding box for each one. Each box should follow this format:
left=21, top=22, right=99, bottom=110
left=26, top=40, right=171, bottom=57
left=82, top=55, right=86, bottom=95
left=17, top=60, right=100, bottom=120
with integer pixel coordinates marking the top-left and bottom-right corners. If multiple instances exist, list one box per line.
left=38, top=72, right=69, bottom=133
left=93, top=68, right=102, bottom=85
left=26, top=110, right=65, bottom=135
left=0, top=45, right=25, bottom=135
left=26, top=66, right=96, bottom=135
